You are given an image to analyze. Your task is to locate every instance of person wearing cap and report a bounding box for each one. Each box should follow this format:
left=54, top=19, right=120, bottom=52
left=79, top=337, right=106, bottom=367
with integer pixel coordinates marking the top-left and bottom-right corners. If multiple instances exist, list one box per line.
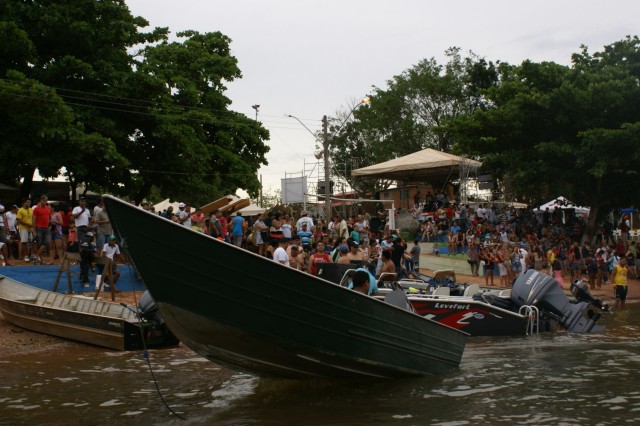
left=347, top=240, right=366, bottom=262
left=272, top=238, right=290, bottom=267
left=231, top=211, right=245, bottom=247
left=308, top=242, right=332, bottom=276
left=98, top=235, right=125, bottom=292
left=72, top=196, right=91, bottom=243
left=288, top=244, right=306, bottom=271
left=295, top=211, right=314, bottom=234
left=297, top=222, right=313, bottom=252
left=177, top=203, right=191, bottom=227
left=336, top=244, right=350, bottom=264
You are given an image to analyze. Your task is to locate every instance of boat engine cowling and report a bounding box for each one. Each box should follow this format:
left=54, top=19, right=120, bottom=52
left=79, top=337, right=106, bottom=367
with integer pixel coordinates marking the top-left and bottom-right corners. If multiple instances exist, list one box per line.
left=570, top=279, right=610, bottom=311
left=511, top=270, right=603, bottom=333
left=138, top=291, right=165, bottom=325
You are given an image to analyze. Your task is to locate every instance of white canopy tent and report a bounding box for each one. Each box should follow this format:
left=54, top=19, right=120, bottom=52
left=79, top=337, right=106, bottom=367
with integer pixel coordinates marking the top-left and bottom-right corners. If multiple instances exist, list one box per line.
left=351, top=148, right=481, bottom=181
left=534, top=196, right=590, bottom=216
left=152, top=199, right=195, bottom=213
left=237, top=203, right=266, bottom=216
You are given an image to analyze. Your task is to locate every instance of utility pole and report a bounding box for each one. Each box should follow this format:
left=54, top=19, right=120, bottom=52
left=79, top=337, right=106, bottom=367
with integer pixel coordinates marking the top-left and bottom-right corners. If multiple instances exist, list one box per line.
left=322, top=115, right=331, bottom=220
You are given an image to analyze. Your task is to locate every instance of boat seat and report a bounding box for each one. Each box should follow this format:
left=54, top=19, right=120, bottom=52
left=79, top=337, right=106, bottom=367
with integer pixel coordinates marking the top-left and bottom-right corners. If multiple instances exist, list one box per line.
left=384, top=289, right=414, bottom=312
left=463, top=284, right=480, bottom=297
left=432, top=286, right=450, bottom=296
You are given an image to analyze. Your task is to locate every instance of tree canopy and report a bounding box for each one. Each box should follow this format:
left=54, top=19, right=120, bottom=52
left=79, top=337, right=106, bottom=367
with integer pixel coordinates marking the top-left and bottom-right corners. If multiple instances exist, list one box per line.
left=0, top=0, right=269, bottom=204
left=325, top=36, right=640, bottom=241
left=328, top=48, right=497, bottom=197
left=446, top=36, right=640, bottom=239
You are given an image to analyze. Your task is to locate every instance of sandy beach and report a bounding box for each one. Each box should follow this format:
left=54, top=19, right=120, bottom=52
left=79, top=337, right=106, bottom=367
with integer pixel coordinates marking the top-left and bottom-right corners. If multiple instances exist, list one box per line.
left=0, top=265, right=636, bottom=355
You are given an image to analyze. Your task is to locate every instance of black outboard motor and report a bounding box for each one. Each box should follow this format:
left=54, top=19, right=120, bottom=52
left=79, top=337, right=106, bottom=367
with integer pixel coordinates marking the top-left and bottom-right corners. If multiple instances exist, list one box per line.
left=136, top=291, right=180, bottom=347
left=138, top=290, right=164, bottom=324
left=570, top=279, right=610, bottom=312
left=511, top=270, right=604, bottom=333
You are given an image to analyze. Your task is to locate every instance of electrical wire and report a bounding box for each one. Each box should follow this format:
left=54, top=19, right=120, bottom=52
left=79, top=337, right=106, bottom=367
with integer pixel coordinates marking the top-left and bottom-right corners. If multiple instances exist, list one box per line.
left=122, top=243, right=186, bottom=421
left=0, top=77, right=323, bottom=128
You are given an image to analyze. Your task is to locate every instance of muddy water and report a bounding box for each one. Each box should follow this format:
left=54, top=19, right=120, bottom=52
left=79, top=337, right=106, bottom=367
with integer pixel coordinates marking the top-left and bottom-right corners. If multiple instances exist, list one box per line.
left=1, top=305, right=639, bottom=425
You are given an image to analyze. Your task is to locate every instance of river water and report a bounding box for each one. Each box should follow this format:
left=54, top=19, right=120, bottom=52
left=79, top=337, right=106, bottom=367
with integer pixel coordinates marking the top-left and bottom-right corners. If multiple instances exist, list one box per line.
left=1, top=304, right=639, bottom=425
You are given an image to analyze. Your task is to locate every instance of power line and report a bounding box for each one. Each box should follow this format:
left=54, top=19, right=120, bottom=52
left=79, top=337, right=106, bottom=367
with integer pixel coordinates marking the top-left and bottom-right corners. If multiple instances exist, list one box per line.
left=0, top=77, right=324, bottom=127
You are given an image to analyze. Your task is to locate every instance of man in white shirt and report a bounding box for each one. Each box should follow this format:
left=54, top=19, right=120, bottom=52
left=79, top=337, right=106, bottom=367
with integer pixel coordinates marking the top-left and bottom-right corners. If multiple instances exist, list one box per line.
left=5, top=204, right=18, bottom=259
left=98, top=235, right=124, bottom=292
left=273, top=238, right=290, bottom=267
left=337, top=215, right=349, bottom=239
left=72, top=197, right=91, bottom=242
left=177, top=202, right=191, bottom=227
left=296, top=211, right=314, bottom=233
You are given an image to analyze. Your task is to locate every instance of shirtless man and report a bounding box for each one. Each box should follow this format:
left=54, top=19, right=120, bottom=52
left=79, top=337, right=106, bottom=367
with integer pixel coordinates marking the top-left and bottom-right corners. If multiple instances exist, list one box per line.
left=288, top=244, right=306, bottom=271
left=379, top=250, right=397, bottom=281
left=346, top=241, right=366, bottom=262
left=336, top=245, right=351, bottom=264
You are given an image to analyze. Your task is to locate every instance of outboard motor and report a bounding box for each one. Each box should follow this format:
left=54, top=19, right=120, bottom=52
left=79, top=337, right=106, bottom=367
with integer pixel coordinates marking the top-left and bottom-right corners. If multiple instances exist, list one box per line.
left=136, top=291, right=180, bottom=347
left=138, top=290, right=164, bottom=324
left=570, top=279, right=610, bottom=312
left=511, top=270, right=604, bottom=333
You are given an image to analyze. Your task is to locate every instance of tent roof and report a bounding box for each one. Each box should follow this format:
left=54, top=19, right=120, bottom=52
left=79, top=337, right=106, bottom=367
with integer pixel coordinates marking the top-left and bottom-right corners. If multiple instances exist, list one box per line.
left=351, top=148, right=481, bottom=181
left=534, top=196, right=590, bottom=214
left=237, top=203, right=266, bottom=216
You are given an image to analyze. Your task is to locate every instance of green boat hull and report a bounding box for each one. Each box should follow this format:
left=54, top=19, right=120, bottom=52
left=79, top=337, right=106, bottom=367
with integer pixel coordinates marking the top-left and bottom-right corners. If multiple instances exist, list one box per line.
left=104, top=196, right=467, bottom=379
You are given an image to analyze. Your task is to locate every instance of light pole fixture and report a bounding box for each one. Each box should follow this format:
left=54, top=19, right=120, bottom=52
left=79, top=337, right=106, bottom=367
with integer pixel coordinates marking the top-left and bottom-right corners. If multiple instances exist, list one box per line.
left=252, top=104, right=260, bottom=121
left=287, top=97, right=370, bottom=220
left=321, top=97, right=370, bottom=220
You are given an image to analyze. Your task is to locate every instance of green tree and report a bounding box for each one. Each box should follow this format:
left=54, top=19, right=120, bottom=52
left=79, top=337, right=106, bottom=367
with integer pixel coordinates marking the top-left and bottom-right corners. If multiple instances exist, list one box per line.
left=0, top=1, right=269, bottom=204
left=447, top=36, right=640, bottom=241
left=123, top=30, right=269, bottom=204
left=329, top=48, right=497, bottom=197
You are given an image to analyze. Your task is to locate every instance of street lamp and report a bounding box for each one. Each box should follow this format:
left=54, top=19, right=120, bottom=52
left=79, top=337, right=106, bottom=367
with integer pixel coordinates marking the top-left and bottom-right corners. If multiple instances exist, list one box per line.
left=252, top=104, right=260, bottom=121
left=319, top=97, right=370, bottom=220
left=287, top=97, right=370, bottom=220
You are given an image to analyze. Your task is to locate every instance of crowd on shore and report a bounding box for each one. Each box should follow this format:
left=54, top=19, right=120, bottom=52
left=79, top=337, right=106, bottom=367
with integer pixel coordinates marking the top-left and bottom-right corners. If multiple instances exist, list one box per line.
left=2, top=195, right=634, bottom=295
left=410, top=198, right=634, bottom=307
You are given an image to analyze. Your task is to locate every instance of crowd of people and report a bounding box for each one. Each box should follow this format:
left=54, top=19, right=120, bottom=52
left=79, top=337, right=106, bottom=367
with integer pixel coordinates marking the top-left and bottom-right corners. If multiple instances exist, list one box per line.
left=154, top=203, right=420, bottom=287
left=0, top=196, right=124, bottom=289
left=2, top=194, right=632, bottom=306
left=410, top=199, right=633, bottom=307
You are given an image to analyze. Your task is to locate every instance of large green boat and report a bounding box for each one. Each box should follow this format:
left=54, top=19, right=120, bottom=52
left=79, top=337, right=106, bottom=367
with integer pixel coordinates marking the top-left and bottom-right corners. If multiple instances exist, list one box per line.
left=103, top=196, right=467, bottom=379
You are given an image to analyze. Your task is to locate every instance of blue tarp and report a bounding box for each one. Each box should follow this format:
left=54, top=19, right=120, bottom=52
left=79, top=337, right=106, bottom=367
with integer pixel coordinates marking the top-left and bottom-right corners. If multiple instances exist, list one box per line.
left=0, top=265, right=146, bottom=294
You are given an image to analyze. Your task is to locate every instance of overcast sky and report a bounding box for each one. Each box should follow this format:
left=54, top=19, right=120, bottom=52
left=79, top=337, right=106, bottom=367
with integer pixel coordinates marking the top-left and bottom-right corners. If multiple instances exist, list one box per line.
left=127, top=0, right=640, bottom=196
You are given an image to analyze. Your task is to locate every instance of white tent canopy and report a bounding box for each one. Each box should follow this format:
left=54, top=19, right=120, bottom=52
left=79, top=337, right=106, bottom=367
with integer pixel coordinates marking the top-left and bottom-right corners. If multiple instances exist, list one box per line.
left=534, top=196, right=590, bottom=216
left=152, top=199, right=195, bottom=213
left=237, top=203, right=266, bottom=216
left=351, top=148, right=481, bottom=181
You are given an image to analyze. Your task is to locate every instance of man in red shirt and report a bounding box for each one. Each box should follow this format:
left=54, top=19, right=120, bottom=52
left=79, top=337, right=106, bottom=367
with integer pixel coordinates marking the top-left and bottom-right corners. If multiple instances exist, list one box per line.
left=32, top=195, right=53, bottom=265
left=309, top=242, right=332, bottom=276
